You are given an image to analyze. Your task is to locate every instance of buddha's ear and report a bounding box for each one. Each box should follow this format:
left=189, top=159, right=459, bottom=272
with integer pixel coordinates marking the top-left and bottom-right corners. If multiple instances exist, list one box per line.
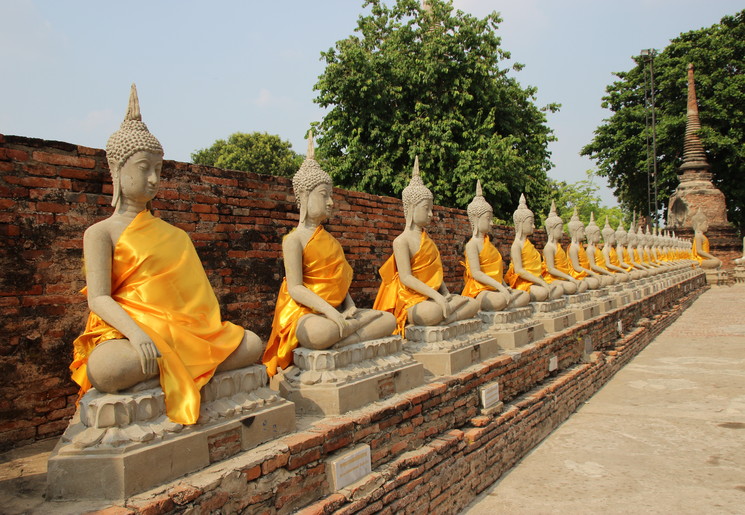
left=110, top=167, right=121, bottom=209
left=298, top=192, right=308, bottom=224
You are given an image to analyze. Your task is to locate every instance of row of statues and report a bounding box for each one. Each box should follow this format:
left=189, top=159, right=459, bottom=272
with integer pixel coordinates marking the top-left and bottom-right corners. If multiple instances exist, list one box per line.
left=70, top=86, right=713, bottom=426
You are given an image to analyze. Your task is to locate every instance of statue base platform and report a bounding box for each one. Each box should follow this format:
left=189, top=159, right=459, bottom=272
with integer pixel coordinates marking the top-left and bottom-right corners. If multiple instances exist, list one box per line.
left=479, top=307, right=545, bottom=349
left=704, top=268, right=730, bottom=286
left=277, top=336, right=424, bottom=416
left=734, top=265, right=745, bottom=283
left=565, top=292, right=601, bottom=321
left=47, top=365, right=294, bottom=501
left=405, top=319, right=499, bottom=376
left=599, top=285, right=627, bottom=310
left=530, top=298, right=576, bottom=333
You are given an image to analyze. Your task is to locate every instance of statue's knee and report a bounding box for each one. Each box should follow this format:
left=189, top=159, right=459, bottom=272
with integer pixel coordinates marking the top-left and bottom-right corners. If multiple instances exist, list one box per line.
left=562, top=281, right=577, bottom=295
left=297, top=316, right=338, bottom=350
left=409, top=301, right=444, bottom=326
left=480, top=291, right=507, bottom=311
left=87, top=339, right=146, bottom=393
left=531, top=286, right=548, bottom=302
left=513, top=290, right=530, bottom=307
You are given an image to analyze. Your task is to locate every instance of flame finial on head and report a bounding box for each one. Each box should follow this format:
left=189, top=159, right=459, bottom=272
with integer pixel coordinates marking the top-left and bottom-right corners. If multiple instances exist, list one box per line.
left=544, top=199, right=563, bottom=232
left=402, top=155, right=434, bottom=219
left=513, top=193, right=533, bottom=226
left=467, top=179, right=492, bottom=235
left=292, top=129, right=332, bottom=220
left=602, top=216, right=615, bottom=241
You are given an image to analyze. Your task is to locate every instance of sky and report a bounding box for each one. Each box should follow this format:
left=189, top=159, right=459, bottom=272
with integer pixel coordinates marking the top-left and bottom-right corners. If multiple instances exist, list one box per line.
left=1, top=0, right=741, bottom=206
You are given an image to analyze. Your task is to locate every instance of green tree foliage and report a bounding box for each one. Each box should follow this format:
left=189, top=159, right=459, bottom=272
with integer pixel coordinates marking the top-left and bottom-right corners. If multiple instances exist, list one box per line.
left=313, top=0, right=558, bottom=219
left=547, top=171, right=626, bottom=231
left=191, top=132, right=303, bottom=177
left=582, top=11, right=744, bottom=230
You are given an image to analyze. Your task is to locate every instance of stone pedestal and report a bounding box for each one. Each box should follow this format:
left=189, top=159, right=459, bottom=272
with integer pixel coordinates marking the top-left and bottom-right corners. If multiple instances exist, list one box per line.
left=530, top=298, right=576, bottom=333
left=565, top=292, right=601, bottom=322
left=734, top=265, right=745, bottom=283
left=704, top=268, right=730, bottom=286
left=600, top=284, right=627, bottom=310
left=405, top=319, right=499, bottom=376
left=277, top=336, right=424, bottom=416
left=479, top=307, right=545, bottom=350
left=47, top=365, right=295, bottom=501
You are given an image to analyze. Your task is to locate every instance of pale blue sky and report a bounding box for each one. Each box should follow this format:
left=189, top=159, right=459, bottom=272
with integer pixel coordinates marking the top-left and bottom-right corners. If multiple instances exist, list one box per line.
left=1, top=0, right=741, bottom=206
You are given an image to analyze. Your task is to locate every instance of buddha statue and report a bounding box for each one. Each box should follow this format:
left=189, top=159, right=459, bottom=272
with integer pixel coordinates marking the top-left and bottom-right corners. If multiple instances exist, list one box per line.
left=615, top=221, right=645, bottom=280
left=541, top=201, right=586, bottom=294
left=505, top=194, right=563, bottom=301
left=461, top=180, right=530, bottom=311
left=691, top=209, right=722, bottom=269
left=70, top=85, right=263, bottom=425
left=566, top=208, right=602, bottom=288
left=601, top=217, right=631, bottom=281
left=374, top=157, right=478, bottom=335
left=584, top=212, right=616, bottom=285
left=625, top=216, right=652, bottom=275
left=641, top=226, right=663, bottom=268
left=262, top=134, right=396, bottom=377
left=733, top=237, right=745, bottom=265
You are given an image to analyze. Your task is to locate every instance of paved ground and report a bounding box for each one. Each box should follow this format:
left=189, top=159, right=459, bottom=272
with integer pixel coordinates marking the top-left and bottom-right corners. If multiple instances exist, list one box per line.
left=2, top=284, right=743, bottom=514
left=464, top=283, right=745, bottom=515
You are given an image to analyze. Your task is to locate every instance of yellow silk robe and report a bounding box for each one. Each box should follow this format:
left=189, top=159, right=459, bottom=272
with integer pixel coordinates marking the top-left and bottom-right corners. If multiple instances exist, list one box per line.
left=542, top=243, right=586, bottom=283
left=591, top=245, right=609, bottom=271
left=263, top=226, right=353, bottom=377
left=71, top=210, right=244, bottom=425
left=610, top=247, right=633, bottom=272
left=578, top=245, right=591, bottom=270
left=505, top=239, right=542, bottom=292
left=461, top=236, right=504, bottom=298
left=374, top=231, right=443, bottom=335
left=691, top=235, right=711, bottom=264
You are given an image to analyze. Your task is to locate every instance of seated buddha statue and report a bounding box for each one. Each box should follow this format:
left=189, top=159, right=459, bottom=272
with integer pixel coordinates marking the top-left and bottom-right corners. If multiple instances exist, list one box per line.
left=600, top=217, right=631, bottom=281
left=733, top=237, right=745, bottom=265
left=71, top=85, right=263, bottom=425
left=615, top=221, right=645, bottom=280
left=541, top=201, right=586, bottom=294
left=638, top=226, right=661, bottom=269
left=460, top=180, right=530, bottom=311
left=584, top=212, right=618, bottom=285
left=566, top=208, right=603, bottom=289
left=691, top=209, right=722, bottom=269
left=262, top=134, right=396, bottom=377
left=627, top=215, right=653, bottom=273
left=505, top=194, right=564, bottom=301
left=374, top=157, right=479, bottom=335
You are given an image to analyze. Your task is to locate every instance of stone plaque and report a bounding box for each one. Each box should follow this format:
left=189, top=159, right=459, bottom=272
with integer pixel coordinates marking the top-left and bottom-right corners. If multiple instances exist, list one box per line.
left=548, top=355, right=558, bottom=372
left=480, top=382, right=500, bottom=409
left=328, top=445, right=372, bottom=491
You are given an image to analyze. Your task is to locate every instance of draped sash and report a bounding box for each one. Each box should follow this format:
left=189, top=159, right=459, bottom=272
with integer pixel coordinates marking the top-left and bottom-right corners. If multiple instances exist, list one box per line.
left=71, top=210, right=245, bottom=425
left=505, top=238, right=542, bottom=292
left=262, top=226, right=353, bottom=377
left=374, top=231, right=444, bottom=335
left=461, top=236, right=504, bottom=298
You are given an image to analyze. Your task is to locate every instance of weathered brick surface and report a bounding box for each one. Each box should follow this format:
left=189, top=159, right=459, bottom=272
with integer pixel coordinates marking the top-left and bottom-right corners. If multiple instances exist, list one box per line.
left=114, top=274, right=705, bottom=514
left=0, top=134, right=552, bottom=450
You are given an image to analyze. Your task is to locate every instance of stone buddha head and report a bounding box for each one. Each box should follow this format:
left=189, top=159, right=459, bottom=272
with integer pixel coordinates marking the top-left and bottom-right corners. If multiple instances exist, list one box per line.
left=615, top=221, right=628, bottom=246
left=467, top=179, right=492, bottom=238
left=691, top=208, right=709, bottom=234
left=106, top=84, right=164, bottom=210
left=543, top=200, right=563, bottom=242
left=585, top=213, right=601, bottom=245
left=602, top=217, right=616, bottom=246
left=292, top=132, right=333, bottom=224
left=402, top=156, right=434, bottom=229
left=567, top=207, right=585, bottom=242
left=513, top=193, right=535, bottom=238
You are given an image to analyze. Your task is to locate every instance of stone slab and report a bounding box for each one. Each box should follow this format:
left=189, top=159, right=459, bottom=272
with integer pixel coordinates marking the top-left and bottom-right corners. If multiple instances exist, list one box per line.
left=411, top=336, right=500, bottom=376
left=328, top=445, right=372, bottom=491
left=479, top=308, right=545, bottom=350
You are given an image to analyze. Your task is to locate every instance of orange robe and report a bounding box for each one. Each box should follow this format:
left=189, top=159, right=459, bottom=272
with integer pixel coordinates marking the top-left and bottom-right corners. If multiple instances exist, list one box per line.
left=591, top=245, right=609, bottom=271
left=691, top=235, right=711, bottom=264
left=461, top=236, right=504, bottom=298
left=263, top=226, right=353, bottom=377
left=578, top=245, right=591, bottom=270
left=71, top=210, right=244, bottom=425
left=374, top=231, right=444, bottom=335
left=548, top=243, right=587, bottom=281
left=609, top=247, right=632, bottom=272
left=505, top=238, right=542, bottom=292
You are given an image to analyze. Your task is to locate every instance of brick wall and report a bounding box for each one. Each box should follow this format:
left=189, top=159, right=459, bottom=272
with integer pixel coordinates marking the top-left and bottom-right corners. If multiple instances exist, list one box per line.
left=0, top=134, right=549, bottom=450
left=118, top=274, right=706, bottom=514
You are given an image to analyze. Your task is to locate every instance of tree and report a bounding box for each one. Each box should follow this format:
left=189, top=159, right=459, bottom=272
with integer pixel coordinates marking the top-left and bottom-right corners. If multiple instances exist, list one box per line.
left=547, top=171, right=627, bottom=230
left=191, top=132, right=303, bottom=177
left=582, top=10, right=745, bottom=231
left=313, top=0, right=558, bottom=219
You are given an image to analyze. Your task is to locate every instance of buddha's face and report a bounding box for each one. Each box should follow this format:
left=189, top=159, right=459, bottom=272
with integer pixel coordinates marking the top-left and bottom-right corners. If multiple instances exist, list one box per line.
left=519, top=215, right=535, bottom=236
left=587, top=229, right=599, bottom=244
left=306, top=183, right=334, bottom=222
left=549, top=222, right=563, bottom=241
left=604, top=232, right=616, bottom=245
left=575, top=225, right=585, bottom=242
left=616, top=232, right=626, bottom=245
left=119, top=150, right=162, bottom=205
left=413, top=198, right=433, bottom=227
left=477, top=210, right=493, bottom=234
left=627, top=232, right=637, bottom=246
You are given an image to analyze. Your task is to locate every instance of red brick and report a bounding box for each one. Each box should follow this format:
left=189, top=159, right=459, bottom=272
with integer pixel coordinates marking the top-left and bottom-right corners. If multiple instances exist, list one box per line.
left=243, top=464, right=262, bottom=481
left=32, top=151, right=96, bottom=168
left=287, top=447, right=322, bottom=471
left=261, top=451, right=289, bottom=475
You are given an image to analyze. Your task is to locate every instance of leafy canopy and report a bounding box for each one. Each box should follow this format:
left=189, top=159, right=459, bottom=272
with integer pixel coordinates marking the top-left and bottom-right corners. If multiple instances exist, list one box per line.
left=313, top=0, right=558, bottom=219
left=582, top=10, right=745, bottom=231
left=547, top=170, right=626, bottom=232
left=191, top=132, right=303, bottom=177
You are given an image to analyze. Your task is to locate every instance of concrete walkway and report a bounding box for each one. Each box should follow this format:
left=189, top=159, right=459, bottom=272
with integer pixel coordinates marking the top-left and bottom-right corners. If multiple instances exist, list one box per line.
left=464, top=284, right=745, bottom=515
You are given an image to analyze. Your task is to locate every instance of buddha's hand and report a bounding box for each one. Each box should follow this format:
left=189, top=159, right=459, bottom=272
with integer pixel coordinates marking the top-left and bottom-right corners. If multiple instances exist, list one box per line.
left=434, top=294, right=452, bottom=319
left=341, top=304, right=357, bottom=319
left=131, top=333, right=161, bottom=375
left=328, top=310, right=348, bottom=338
